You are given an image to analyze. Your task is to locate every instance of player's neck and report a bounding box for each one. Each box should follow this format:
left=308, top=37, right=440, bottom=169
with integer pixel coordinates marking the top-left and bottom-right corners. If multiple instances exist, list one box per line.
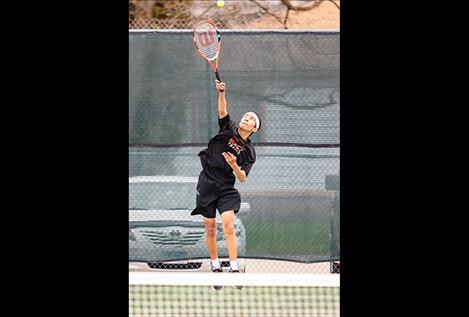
left=237, top=128, right=250, bottom=141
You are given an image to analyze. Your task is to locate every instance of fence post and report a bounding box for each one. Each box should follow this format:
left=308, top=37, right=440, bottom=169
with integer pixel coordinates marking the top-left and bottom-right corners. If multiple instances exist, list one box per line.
left=326, top=173, right=340, bottom=273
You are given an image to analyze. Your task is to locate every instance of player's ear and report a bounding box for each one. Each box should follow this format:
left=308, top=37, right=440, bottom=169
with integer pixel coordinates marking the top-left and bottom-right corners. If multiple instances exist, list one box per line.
left=252, top=127, right=258, bottom=133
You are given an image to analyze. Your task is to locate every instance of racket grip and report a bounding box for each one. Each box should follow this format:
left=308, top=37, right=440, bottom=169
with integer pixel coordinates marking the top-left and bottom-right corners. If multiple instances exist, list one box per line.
left=215, top=70, right=222, bottom=82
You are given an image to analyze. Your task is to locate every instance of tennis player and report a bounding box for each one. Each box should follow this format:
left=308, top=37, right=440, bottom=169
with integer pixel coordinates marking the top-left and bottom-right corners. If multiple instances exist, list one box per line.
left=191, top=80, right=261, bottom=289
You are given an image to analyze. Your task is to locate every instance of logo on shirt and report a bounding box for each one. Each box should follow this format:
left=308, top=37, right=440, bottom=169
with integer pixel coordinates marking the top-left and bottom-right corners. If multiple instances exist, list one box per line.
left=228, top=137, right=244, bottom=155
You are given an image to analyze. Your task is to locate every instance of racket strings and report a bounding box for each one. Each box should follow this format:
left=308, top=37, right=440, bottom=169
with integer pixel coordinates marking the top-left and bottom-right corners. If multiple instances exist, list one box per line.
left=194, top=26, right=219, bottom=61
left=200, top=44, right=218, bottom=60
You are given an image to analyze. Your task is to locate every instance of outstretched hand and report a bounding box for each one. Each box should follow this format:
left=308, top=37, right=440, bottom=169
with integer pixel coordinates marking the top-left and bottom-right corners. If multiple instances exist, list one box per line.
left=215, top=80, right=225, bottom=92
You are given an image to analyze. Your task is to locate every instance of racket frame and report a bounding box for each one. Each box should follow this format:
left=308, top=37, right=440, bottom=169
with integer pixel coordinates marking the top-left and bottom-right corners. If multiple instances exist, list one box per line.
left=193, top=20, right=222, bottom=81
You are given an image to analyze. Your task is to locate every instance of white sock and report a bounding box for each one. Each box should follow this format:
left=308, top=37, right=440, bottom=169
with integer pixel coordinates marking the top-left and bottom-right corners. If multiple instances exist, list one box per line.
left=210, top=258, right=220, bottom=269
left=230, top=260, right=238, bottom=271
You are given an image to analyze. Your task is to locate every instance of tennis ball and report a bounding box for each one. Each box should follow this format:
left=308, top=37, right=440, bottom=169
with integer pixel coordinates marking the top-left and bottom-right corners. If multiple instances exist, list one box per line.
left=216, top=0, right=225, bottom=8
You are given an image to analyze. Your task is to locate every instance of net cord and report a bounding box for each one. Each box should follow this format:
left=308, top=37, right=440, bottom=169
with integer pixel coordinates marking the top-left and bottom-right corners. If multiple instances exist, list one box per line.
left=129, top=272, right=340, bottom=287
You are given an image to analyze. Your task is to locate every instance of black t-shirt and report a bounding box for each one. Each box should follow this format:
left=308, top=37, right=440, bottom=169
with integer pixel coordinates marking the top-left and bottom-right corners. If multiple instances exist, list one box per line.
left=198, top=114, right=256, bottom=186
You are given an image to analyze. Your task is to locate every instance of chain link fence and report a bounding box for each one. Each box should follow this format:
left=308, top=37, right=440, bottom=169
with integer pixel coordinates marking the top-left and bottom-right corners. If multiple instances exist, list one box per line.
left=129, top=27, right=339, bottom=273
left=129, top=0, right=340, bottom=30
left=129, top=17, right=339, bottom=30
left=130, top=18, right=230, bottom=30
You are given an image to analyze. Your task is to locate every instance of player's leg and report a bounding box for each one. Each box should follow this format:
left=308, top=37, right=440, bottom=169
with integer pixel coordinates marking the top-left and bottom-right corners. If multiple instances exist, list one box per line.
left=218, top=190, right=241, bottom=268
left=220, top=210, right=243, bottom=289
left=204, top=213, right=223, bottom=290
left=203, top=216, right=219, bottom=267
left=220, top=209, right=237, bottom=265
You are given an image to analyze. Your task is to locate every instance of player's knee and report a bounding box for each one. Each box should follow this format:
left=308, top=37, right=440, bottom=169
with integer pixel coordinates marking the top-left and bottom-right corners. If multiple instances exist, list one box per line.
left=222, top=222, right=235, bottom=236
left=205, top=226, right=217, bottom=238
left=204, top=221, right=217, bottom=237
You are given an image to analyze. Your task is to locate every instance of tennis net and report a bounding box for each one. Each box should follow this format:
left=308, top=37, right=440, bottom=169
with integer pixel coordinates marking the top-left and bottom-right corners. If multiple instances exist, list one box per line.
left=129, top=272, right=340, bottom=316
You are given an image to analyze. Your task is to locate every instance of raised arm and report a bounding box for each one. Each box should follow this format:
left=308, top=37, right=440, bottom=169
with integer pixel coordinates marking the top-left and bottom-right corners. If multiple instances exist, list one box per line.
left=215, top=80, right=228, bottom=119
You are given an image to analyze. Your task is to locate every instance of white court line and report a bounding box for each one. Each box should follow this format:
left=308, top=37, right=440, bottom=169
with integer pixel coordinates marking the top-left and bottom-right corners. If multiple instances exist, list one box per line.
left=129, top=272, right=339, bottom=287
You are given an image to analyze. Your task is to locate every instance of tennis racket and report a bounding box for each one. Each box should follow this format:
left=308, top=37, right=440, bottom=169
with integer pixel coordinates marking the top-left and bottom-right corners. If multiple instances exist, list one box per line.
left=193, top=20, right=222, bottom=82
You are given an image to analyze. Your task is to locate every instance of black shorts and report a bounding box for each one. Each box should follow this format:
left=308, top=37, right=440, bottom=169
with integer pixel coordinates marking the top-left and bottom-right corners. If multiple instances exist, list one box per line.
left=191, top=171, right=241, bottom=218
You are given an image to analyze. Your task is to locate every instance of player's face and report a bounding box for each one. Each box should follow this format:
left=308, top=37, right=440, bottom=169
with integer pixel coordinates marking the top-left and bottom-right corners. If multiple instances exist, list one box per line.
left=239, top=112, right=257, bottom=132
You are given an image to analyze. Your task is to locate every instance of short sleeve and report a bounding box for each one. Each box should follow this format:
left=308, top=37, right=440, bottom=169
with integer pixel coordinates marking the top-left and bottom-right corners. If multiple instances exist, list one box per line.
left=218, top=113, right=236, bottom=133
left=241, top=146, right=256, bottom=177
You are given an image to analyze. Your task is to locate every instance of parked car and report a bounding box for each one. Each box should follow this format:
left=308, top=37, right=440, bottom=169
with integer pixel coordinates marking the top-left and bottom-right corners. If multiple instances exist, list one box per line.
left=129, top=176, right=249, bottom=265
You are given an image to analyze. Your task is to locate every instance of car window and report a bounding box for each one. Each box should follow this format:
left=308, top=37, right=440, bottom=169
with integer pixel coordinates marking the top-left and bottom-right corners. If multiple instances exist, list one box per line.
left=129, top=182, right=196, bottom=210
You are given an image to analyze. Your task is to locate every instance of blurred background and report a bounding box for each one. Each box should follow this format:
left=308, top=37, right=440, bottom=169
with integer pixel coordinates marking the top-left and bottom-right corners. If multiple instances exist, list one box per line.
left=129, top=0, right=340, bottom=29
